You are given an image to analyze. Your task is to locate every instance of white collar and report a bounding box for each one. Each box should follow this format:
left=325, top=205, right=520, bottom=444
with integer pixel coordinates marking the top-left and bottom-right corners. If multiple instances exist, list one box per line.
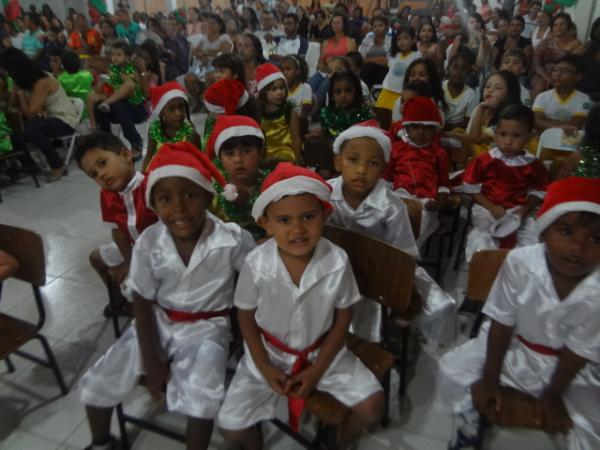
left=489, top=147, right=536, bottom=167
left=119, top=171, right=144, bottom=197
left=330, top=176, right=388, bottom=213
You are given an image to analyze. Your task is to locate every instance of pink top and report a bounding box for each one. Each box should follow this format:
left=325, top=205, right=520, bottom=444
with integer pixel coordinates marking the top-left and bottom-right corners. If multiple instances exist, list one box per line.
left=322, top=36, right=351, bottom=63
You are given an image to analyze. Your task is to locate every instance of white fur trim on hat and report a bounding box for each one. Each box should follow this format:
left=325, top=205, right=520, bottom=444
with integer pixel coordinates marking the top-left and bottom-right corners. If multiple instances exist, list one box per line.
left=251, top=176, right=331, bottom=220
left=204, top=90, right=250, bottom=114
left=145, top=165, right=216, bottom=210
left=535, top=201, right=600, bottom=236
left=152, top=89, right=188, bottom=119
left=214, top=125, right=265, bottom=157
left=257, top=72, right=286, bottom=92
left=332, top=126, right=392, bottom=161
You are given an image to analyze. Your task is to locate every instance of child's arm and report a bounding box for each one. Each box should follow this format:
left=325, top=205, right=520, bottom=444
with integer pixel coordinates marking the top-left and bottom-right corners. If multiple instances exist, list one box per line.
left=287, top=307, right=352, bottom=398
left=553, top=150, right=582, bottom=180
left=539, top=348, right=587, bottom=434
left=471, top=319, right=514, bottom=420
left=238, top=308, right=289, bottom=395
left=466, top=104, right=495, bottom=145
left=143, top=135, right=157, bottom=172
left=0, top=250, right=19, bottom=282
left=132, top=292, right=170, bottom=400
left=534, top=111, right=580, bottom=135
left=105, top=78, right=136, bottom=106
left=473, top=193, right=506, bottom=219
left=290, top=110, right=302, bottom=163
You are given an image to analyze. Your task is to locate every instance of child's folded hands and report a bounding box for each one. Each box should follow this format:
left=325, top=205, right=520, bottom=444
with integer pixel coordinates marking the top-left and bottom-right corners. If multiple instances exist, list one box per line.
left=262, top=363, right=290, bottom=396
left=471, top=376, right=503, bottom=420
left=286, top=364, right=323, bottom=399
left=539, top=392, right=573, bottom=435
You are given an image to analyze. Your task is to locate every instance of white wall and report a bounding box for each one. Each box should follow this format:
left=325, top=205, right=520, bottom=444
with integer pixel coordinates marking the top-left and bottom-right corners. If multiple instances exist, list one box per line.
left=19, top=0, right=89, bottom=21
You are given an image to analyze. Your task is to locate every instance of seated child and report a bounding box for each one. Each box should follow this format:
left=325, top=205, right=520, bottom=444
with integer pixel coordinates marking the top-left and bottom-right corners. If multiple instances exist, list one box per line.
left=443, top=53, right=477, bottom=130
left=78, top=142, right=255, bottom=450
left=206, top=115, right=271, bottom=241
left=256, top=63, right=302, bottom=165
left=57, top=49, right=94, bottom=105
left=75, top=133, right=158, bottom=317
left=218, top=163, right=384, bottom=449
left=281, top=55, right=314, bottom=119
left=133, top=42, right=161, bottom=99
left=500, top=48, right=531, bottom=107
left=437, top=176, right=600, bottom=450
left=390, top=80, right=434, bottom=131
left=463, top=105, right=549, bottom=262
left=345, top=51, right=372, bottom=104
left=384, top=96, right=450, bottom=248
left=48, top=47, right=64, bottom=78
left=143, top=81, right=201, bottom=170
left=533, top=54, right=592, bottom=135
left=328, top=121, right=455, bottom=344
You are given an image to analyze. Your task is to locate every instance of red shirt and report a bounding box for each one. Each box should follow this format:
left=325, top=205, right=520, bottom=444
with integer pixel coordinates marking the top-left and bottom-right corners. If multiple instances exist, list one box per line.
left=384, top=138, right=450, bottom=199
left=68, top=29, right=103, bottom=55
left=100, top=172, right=157, bottom=243
left=463, top=148, right=549, bottom=208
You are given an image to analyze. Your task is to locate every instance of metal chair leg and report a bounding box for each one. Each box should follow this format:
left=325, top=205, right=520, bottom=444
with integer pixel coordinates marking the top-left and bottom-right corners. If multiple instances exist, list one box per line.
left=398, top=327, right=410, bottom=398
left=115, top=403, right=130, bottom=449
left=36, top=334, right=68, bottom=395
left=474, top=414, right=488, bottom=450
left=4, top=356, right=15, bottom=372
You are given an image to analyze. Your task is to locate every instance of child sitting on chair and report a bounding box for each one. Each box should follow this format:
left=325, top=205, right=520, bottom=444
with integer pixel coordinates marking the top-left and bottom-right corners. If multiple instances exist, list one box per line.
left=218, top=163, right=384, bottom=450
left=437, top=176, right=600, bottom=450
left=206, top=115, right=271, bottom=241
left=384, top=96, right=450, bottom=248
left=328, top=121, right=455, bottom=344
left=78, top=142, right=255, bottom=450
left=462, top=105, right=549, bottom=262
left=75, top=133, right=158, bottom=318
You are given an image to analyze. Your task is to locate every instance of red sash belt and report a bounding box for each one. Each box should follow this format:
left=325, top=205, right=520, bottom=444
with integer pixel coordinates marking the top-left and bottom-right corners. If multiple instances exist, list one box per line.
left=162, top=307, right=229, bottom=323
left=517, top=335, right=560, bottom=356
left=260, top=328, right=326, bottom=432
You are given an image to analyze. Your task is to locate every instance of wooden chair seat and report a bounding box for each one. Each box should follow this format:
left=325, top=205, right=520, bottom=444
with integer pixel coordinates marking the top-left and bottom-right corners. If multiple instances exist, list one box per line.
left=0, top=313, right=38, bottom=357
left=479, top=386, right=544, bottom=430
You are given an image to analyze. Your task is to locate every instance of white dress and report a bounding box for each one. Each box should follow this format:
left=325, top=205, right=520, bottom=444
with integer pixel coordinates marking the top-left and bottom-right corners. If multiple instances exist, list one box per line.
left=78, top=216, right=255, bottom=419
left=218, top=238, right=382, bottom=430
left=436, top=244, right=600, bottom=450
left=327, top=177, right=456, bottom=345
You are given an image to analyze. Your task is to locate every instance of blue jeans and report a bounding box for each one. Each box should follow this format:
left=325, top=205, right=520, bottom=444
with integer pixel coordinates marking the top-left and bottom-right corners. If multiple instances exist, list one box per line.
left=95, top=100, right=148, bottom=150
left=308, top=72, right=330, bottom=121
left=25, top=116, right=74, bottom=169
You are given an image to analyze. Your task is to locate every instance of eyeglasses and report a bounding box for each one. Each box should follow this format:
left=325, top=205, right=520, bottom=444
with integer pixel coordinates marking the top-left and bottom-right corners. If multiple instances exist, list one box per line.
left=552, top=67, right=576, bottom=74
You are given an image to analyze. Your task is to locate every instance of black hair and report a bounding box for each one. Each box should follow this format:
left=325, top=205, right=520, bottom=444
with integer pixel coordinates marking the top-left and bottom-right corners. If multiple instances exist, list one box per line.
left=482, top=70, right=522, bottom=126
left=417, top=21, right=438, bottom=43
left=99, top=18, right=116, bottom=36
left=281, top=55, right=309, bottom=83
left=496, top=9, right=510, bottom=21
left=138, top=39, right=162, bottom=83
left=328, top=55, right=352, bottom=71
left=328, top=70, right=364, bottom=109
left=243, top=7, right=259, bottom=30
left=448, top=51, right=473, bottom=69
left=590, top=17, right=600, bottom=42
left=391, top=26, right=417, bottom=57
left=241, top=33, right=267, bottom=64
left=496, top=104, right=535, bottom=131
left=371, top=16, right=389, bottom=29
left=551, top=12, right=573, bottom=30
left=0, top=48, right=47, bottom=90
left=213, top=53, right=246, bottom=85
left=468, top=12, right=485, bottom=31
left=283, top=13, right=299, bottom=24
left=502, top=47, right=528, bottom=68
left=345, top=51, right=363, bottom=70
left=582, top=104, right=600, bottom=147
left=205, top=12, right=226, bottom=34
left=24, top=12, right=42, bottom=28
left=236, top=96, right=261, bottom=123
left=403, top=79, right=433, bottom=97
left=220, top=135, right=264, bottom=155
left=48, top=47, right=64, bottom=58
left=112, top=40, right=133, bottom=56
left=403, top=58, right=447, bottom=111
left=315, top=10, right=326, bottom=20
left=74, top=132, right=128, bottom=167
left=331, top=12, right=350, bottom=36
left=555, top=53, right=585, bottom=74
left=511, top=16, right=525, bottom=29
left=61, top=49, right=80, bottom=74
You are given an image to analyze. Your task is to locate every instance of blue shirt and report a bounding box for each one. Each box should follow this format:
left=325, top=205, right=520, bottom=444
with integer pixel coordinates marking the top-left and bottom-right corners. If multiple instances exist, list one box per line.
left=116, top=22, right=140, bottom=45
left=22, top=30, right=44, bottom=58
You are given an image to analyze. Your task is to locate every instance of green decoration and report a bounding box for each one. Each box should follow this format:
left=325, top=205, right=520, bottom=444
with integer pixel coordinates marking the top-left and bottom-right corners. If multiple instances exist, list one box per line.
left=108, top=63, right=145, bottom=106
left=148, top=119, right=195, bottom=151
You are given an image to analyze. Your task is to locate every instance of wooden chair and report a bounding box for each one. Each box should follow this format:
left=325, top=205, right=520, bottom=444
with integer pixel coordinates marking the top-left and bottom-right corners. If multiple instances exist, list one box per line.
left=401, top=198, right=422, bottom=240
left=0, top=224, right=68, bottom=395
left=464, top=249, right=544, bottom=449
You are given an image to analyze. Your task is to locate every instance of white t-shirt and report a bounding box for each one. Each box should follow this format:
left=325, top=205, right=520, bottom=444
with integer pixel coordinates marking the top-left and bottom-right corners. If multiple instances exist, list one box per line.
left=382, top=50, right=422, bottom=93
left=532, top=89, right=592, bottom=122
left=288, top=82, right=313, bottom=113
left=443, top=80, right=477, bottom=126
left=520, top=83, right=531, bottom=108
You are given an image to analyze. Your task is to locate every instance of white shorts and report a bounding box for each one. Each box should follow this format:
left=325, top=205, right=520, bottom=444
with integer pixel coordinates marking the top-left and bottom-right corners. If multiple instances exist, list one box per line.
left=99, top=242, right=125, bottom=267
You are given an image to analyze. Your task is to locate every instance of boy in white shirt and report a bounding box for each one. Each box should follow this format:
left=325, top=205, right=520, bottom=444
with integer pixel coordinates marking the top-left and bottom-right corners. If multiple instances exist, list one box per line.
left=499, top=48, right=531, bottom=107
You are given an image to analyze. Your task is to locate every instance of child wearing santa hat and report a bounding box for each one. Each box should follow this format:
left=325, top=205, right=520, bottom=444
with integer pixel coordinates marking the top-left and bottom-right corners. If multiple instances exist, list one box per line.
left=142, top=81, right=201, bottom=170
left=78, top=142, right=255, bottom=450
left=437, top=176, right=600, bottom=450
left=328, top=121, right=455, bottom=345
left=462, top=104, right=549, bottom=262
left=256, top=63, right=301, bottom=166
left=384, top=96, right=450, bottom=248
left=218, top=163, right=384, bottom=449
left=206, top=115, right=271, bottom=241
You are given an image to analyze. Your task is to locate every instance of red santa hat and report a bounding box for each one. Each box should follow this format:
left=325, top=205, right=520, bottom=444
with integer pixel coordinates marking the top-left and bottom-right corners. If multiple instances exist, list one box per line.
left=332, top=119, right=392, bottom=161
left=401, top=96, right=443, bottom=130
left=535, top=177, right=600, bottom=235
left=150, top=81, right=189, bottom=119
left=256, top=63, right=286, bottom=92
left=251, top=162, right=332, bottom=220
left=205, top=115, right=264, bottom=160
left=203, top=79, right=249, bottom=115
left=145, top=142, right=238, bottom=209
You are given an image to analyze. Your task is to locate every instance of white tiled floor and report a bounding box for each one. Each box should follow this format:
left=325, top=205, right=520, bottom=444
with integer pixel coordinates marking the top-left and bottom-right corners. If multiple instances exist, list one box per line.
left=0, top=118, right=556, bottom=449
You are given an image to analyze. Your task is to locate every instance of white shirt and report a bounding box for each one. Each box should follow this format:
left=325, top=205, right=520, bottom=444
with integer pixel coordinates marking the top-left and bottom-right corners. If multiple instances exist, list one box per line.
left=275, top=35, right=302, bottom=56
left=288, top=82, right=313, bottom=113
left=443, top=80, right=477, bottom=126
left=127, top=214, right=255, bottom=312
left=382, top=50, right=422, bottom=93
left=520, top=83, right=531, bottom=107
left=532, top=89, right=592, bottom=122
left=235, top=238, right=361, bottom=349
left=327, top=177, right=419, bottom=258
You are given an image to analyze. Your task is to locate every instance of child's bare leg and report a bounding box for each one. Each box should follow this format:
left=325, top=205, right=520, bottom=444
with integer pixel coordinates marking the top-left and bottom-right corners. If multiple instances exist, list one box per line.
left=89, top=248, right=111, bottom=289
left=220, top=424, right=263, bottom=450
left=186, top=417, right=213, bottom=450
left=89, top=248, right=128, bottom=317
left=87, top=92, right=106, bottom=129
left=337, top=391, right=385, bottom=449
left=86, top=405, right=114, bottom=445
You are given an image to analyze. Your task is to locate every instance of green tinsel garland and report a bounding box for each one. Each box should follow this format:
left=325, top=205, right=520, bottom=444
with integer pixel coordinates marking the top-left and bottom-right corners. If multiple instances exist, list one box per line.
left=320, top=105, right=373, bottom=139
left=149, top=119, right=195, bottom=151
left=108, top=63, right=146, bottom=106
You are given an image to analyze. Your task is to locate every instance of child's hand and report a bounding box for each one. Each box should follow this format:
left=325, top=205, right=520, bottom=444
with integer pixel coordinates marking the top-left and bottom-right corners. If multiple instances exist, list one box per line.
left=145, top=360, right=170, bottom=400
left=489, top=204, right=506, bottom=220
left=286, top=364, right=322, bottom=399
left=425, top=199, right=439, bottom=211
left=481, top=97, right=499, bottom=109
left=471, top=377, right=502, bottom=420
left=539, top=392, right=573, bottom=435
left=107, top=262, right=129, bottom=284
left=262, top=363, right=289, bottom=396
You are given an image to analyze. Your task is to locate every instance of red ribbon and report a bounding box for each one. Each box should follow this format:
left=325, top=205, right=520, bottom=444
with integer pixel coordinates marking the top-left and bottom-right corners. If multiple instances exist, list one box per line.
left=499, top=233, right=518, bottom=249
left=162, top=307, right=229, bottom=323
left=517, top=335, right=560, bottom=356
left=260, top=329, right=326, bottom=432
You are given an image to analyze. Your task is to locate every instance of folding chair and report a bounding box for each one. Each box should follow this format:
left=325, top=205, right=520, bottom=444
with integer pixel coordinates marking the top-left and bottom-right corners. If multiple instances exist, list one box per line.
left=401, top=197, right=422, bottom=240
left=305, top=42, right=321, bottom=77
left=462, top=249, right=544, bottom=450
left=0, top=224, right=68, bottom=395
left=535, top=127, right=582, bottom=162
left=60, top=97, right=86, bottom=168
